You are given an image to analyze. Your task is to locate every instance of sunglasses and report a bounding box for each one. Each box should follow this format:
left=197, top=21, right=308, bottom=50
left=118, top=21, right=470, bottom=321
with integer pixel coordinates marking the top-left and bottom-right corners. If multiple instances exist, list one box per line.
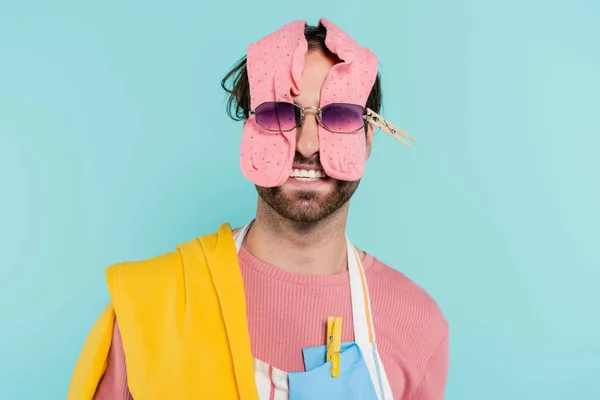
left=249, top=101, right=368, bottom=134
left=249, top=101, right=418, bottom=148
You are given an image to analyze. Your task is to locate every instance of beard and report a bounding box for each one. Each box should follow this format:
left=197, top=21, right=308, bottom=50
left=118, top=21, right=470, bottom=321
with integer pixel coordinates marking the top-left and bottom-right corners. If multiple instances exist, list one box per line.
left=255, top=154, right=361, bottom=224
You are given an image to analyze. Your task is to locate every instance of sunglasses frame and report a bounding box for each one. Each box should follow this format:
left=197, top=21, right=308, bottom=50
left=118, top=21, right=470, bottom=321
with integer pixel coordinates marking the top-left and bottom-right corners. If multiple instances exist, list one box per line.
left=249, top=101, right=368, bottom=134
left=248, top=101, right=418, bottom=149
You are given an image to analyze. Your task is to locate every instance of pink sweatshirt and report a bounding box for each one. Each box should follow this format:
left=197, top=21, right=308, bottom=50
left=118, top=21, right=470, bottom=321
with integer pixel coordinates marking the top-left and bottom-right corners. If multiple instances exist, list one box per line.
left=94, top=246, right=449, bottom=399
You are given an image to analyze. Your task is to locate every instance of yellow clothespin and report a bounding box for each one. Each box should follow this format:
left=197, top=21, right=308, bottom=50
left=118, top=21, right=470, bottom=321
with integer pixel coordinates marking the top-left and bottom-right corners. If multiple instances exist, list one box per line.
left=326, top=316, right=334, bottom=362
left=326, top=316, right=342, bottom=377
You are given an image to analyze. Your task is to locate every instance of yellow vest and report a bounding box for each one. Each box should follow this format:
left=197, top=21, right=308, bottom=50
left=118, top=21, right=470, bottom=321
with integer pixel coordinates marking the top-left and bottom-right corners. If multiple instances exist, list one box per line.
left=67, top=223, right=259, bottom=400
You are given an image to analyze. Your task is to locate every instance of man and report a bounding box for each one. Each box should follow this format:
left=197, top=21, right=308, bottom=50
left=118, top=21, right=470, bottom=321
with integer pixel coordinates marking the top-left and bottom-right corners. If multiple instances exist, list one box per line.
left=68, top=19, right=448, bottom=400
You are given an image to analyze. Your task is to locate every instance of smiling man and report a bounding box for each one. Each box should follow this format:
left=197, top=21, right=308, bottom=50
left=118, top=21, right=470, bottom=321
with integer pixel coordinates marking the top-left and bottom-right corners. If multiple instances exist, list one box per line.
left=250, top=49, right=364, bottom=227
left=68, top=19, right=449, bottom=400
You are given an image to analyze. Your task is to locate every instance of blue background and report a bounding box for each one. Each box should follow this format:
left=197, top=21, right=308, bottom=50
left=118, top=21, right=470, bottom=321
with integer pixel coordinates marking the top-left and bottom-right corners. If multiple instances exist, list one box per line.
left=1, top=1, right=598, bottom=399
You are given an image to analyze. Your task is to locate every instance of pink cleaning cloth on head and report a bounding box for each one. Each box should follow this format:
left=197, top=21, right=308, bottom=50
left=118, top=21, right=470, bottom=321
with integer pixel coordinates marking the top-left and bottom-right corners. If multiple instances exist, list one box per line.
left=240, top=20, right=308, bottom=187
left=317, top=18, right=378, bottom=181
left=240, top=18, right=378, bottom=187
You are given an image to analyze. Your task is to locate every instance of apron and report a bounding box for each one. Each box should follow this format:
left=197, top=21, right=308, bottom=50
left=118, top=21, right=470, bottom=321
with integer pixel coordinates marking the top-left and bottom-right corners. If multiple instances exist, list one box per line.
left=233, top=222, right=395, bottom=400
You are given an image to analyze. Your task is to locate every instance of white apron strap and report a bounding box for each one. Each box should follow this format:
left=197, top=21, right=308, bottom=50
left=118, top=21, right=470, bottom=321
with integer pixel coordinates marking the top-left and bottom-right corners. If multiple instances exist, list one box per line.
left=347, top=240, right=375, bottom=344
left=233, top=221, right=253, bottom=253
left=346, top=238, right=394, bottom=400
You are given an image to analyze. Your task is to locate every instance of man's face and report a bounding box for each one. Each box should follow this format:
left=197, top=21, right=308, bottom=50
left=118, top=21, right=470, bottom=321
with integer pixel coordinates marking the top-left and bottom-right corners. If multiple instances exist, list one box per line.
left=255, top=49, right=373, bottom=224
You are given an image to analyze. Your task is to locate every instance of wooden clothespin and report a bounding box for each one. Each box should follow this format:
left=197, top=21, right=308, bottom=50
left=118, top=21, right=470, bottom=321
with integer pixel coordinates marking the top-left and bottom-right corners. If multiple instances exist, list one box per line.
left=365, top=108, right=417, bottom=148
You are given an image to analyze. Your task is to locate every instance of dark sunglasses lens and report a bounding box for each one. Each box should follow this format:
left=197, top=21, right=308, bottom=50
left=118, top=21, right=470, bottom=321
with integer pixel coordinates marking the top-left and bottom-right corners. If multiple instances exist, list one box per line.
left=254, top=102, right=300, bottom=132
left=321, top=103, right=366, bottom=133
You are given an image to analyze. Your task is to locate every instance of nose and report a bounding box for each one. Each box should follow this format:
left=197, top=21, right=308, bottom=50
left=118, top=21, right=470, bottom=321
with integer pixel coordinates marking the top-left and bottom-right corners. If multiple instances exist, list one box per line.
left=295, top=109, right=320, bottom=158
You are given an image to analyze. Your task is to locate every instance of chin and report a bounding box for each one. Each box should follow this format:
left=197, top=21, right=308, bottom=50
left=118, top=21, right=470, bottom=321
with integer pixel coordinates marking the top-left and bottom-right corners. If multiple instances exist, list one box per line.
left=255, top=177, right=360, bottom=224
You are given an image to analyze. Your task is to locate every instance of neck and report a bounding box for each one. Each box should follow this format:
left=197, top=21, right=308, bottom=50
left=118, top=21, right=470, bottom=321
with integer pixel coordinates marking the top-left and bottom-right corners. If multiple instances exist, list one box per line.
left=243, top=199, right=350, bottom=275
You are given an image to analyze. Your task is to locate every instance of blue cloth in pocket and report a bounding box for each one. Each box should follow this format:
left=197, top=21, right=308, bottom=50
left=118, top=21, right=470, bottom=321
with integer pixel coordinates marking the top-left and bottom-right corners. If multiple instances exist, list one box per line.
left=287, top=342, right=378, bottom=400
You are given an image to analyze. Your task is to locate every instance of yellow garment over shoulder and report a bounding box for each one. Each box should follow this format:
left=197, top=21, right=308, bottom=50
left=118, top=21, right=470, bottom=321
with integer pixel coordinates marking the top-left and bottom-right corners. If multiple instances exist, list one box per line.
left=67, top=223, right=258, bottom=400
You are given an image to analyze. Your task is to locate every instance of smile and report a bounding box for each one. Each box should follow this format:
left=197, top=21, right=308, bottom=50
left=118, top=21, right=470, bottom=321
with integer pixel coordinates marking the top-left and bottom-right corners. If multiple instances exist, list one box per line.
left=289, top=169, right=327, bottom=180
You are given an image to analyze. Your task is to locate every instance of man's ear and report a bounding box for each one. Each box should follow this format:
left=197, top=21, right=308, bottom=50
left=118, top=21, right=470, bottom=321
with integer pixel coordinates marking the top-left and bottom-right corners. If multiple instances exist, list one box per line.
left=366, top=124, right=374, bottom=159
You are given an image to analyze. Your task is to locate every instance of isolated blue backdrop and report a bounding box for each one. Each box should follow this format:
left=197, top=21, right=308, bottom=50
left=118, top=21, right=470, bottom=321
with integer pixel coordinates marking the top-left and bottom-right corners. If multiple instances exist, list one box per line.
left=1, top=1, right=598, bottom=399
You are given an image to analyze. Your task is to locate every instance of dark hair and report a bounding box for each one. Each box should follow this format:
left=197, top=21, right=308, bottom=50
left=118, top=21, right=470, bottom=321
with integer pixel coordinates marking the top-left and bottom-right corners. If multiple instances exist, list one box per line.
left=221, top=24, right=382, bottom=121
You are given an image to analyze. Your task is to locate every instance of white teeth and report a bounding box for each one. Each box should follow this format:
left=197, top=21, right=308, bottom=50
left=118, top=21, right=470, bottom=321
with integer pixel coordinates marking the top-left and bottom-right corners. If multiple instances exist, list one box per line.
left=289, top=169, right=326, bottom=179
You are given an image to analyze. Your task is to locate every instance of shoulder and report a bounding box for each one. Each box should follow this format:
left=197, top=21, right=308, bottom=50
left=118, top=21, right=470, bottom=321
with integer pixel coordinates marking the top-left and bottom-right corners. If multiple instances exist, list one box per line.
left=365, top=255, right=449, bottom=356
left=365, top=256, right=447, bottom=322
left=102, top=227, right=228, bottom=313
left=104, top=229, right=220, bottom=284
left=103, top=249, right=185, bottom=307
left=103, top=234, right=210, bottom=306
left=105, top=249, right=182, bottom=282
